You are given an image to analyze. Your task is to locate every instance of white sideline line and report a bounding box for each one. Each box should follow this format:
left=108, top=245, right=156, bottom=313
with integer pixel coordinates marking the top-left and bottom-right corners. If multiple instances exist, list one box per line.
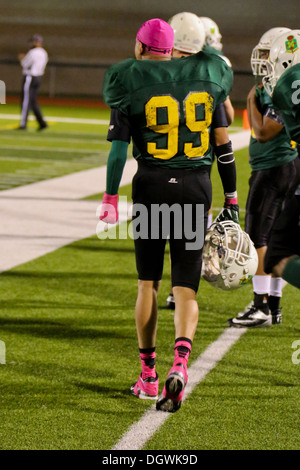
left=0, top=144, right=106, bottom=153
left=112, top=327, right=246, bottom=451
left=0, top=113, right=109, bottom=125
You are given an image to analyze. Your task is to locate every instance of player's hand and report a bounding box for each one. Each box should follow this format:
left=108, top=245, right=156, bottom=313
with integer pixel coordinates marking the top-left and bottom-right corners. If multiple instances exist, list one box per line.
left=99, top=192, right=119, bottom=224
left=215, top=202, right=239, bottom=224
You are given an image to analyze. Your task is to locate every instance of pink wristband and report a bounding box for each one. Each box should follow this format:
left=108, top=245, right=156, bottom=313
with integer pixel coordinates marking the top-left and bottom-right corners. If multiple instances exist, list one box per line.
left=225, top=197, right=238, bottom=205
left=100, top=192, right=119, bottom=224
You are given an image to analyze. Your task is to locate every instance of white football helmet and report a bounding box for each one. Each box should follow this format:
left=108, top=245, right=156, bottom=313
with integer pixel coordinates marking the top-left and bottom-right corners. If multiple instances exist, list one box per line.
left=251, top=27, right=291, bottom=77
left=202, top=221, right=258, bottom=291
left=168, top=12, right=205, bottom=54
left=199, top=17, right=222, bottom=51
left=263, top=29, right=300, bottom=96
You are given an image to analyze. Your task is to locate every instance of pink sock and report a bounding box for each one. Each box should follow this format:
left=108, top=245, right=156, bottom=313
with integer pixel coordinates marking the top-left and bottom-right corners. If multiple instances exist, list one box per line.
left=140, top=351, right=156, bottom=379
left=174, top=340, right=192, bottom=368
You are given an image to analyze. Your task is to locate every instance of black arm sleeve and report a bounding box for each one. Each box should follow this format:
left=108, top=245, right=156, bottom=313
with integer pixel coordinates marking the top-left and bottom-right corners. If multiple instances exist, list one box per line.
left=214, top=141, right=237, bottom=195
left=107, top=108, right=131, bottom=143
left=211, top=103, right=228, bottom=129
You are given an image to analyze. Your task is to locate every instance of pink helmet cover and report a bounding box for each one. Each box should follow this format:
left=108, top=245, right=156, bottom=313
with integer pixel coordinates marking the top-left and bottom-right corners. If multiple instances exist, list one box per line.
left=136, top=18, right=174, bottom=55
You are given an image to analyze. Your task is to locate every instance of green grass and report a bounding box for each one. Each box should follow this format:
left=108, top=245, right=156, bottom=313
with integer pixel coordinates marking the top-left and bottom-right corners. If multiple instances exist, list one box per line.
left=0, top=104, right=112, bottom=190
left=0, top=104, right=299, bottom=450
left=0, top=234, right=299, bottom=450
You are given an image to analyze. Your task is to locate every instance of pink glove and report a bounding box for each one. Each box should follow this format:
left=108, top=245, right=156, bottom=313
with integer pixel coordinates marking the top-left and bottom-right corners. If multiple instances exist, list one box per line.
left=100, top=192, right=119, bottom=224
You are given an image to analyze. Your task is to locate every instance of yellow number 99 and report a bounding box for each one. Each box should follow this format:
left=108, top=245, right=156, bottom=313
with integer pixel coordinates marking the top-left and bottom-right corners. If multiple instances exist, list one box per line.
left=145, top=92, right=214, bottom=160
left=184, top=92, right=214, bottom=158
left=145, top=96, right=179, bottom=160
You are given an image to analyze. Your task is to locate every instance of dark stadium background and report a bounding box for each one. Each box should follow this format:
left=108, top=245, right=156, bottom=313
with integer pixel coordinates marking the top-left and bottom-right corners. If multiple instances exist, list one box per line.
left=0, top=0, right=299, bottom=106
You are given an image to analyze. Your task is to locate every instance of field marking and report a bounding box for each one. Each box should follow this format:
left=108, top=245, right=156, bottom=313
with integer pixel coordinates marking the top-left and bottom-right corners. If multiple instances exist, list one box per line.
left=0, top=134, right=106, bottom=145
left=112, top=327, right=247, bottom=451
left=0, top=144, right=107, bottom=153
left=0, top=113, right=109, bottom=125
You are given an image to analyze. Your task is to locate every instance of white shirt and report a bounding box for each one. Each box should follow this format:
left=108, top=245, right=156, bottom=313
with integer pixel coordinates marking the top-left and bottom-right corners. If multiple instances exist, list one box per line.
left=21, top=47, right=48, bottom=76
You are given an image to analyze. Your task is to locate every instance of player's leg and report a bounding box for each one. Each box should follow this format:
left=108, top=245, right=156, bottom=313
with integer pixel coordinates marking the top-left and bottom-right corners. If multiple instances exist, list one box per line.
left=29, top=77, right=47, bottom=130
left=156, top=246, right=201, bottom=412
left=229, top=164, right=296, bottom=327
left=265, top=190, right=300, bottom=290
left=280, top=256, right=300, bottom=289
left=166, top=249, right=175, bottom=310
left=135, top=279, right=160, bottom=349
left=131, top=279, right=161, bottom=400
left=130, top=164, right=166, bottom=400
left=229, top=170, right=271, bottom=327
left=173, top=286, right=199, bottom=340
left=157, top=168, right=210, bottom=412
left=158, top=286, right=198, bottom=411
left=19, top=75, right=32, bottom=129
left=130, top=238, right=164, bottom=400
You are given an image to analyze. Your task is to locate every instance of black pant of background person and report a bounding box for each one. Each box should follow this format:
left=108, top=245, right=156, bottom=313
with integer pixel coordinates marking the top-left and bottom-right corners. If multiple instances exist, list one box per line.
left=19, top=75, right=47, bottom=130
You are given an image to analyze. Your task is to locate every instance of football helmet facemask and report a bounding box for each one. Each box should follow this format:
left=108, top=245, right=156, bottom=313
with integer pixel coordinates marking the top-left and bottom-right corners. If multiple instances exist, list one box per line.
left=251, top=27, right=291, bottom=77
left=199, top=17, right=222, bottom=51
left=202, top=221, right=258, bottom=291
left=263, top=29, right=300, bottom=96
left=168, top=11, right=205, bottom=54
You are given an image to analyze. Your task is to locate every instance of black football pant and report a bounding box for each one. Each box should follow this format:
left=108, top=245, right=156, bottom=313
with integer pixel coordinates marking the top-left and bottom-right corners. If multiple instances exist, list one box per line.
left=20, top=75, right=46, bottom=128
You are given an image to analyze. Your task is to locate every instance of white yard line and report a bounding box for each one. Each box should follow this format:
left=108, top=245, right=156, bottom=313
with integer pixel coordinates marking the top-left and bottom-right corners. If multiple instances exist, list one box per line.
left=0, top=131, right=249, bottom=273
left=112, top=327, right=247, bottom=451
left=1, top=135, right=106, bottom=144
left=0, top=144, right=106, bottom=153
left=0, top=114, right=109, bottom=125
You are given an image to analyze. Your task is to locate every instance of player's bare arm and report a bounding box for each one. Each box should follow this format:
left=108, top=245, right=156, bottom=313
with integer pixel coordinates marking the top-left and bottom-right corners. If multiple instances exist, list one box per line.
left=247, top=85, right=283, bottom=142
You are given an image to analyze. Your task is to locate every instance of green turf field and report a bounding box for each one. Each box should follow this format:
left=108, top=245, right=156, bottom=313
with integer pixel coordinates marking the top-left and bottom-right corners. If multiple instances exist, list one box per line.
left=0, top=103, right=114, bottom=190
left=0, top=104, right=299, bottom=450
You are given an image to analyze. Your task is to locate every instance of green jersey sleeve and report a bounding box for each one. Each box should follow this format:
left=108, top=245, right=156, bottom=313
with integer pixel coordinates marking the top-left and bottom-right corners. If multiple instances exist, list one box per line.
left=102, top=59, right=134, bottom=114
left=193, top=51, right=233, bottom=103
left=272, top=64, right=300, bottom=142
left=249, top=86, right=297, bottom=170
left=273, top=64, right=300, bottom=111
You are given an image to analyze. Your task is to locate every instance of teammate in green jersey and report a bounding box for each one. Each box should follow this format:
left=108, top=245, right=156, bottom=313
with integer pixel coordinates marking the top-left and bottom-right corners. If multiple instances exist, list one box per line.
left=199, top=16, right=234, bottom=126
left=262, top=30, right=300, bottom=290
left=229, top=28, right=300, bottom=328
left=100, top=18, right=239, bottom=412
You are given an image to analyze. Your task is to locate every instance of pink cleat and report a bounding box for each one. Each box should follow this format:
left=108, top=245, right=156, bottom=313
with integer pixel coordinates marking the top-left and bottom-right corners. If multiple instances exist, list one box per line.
left=130, top=373, right=159, bottom=400
left=156, top=362, right=188, bottom=412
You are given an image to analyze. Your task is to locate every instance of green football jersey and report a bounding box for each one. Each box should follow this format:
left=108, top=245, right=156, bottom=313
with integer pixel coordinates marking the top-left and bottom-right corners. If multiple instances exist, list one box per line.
left=249, top=86, right=297, bottom=171
left=272, top=64, right=300, bottom=144
left=202, top=45, right=223, bottom=57
left=202, top=46, right=233, bottom=69
left=103, top=51, right=233, bottom=168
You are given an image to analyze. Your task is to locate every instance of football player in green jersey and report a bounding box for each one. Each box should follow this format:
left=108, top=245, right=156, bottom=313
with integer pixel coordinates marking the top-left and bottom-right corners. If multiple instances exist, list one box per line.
left=262, top=30, right=300, bottom=290
left=199, top=16, right=222, bottom=52
left=229, top=28, right=300, bottom=328
left=100, top=18, right=238, bottom=412
left=199, top=16, right=235, bottom=126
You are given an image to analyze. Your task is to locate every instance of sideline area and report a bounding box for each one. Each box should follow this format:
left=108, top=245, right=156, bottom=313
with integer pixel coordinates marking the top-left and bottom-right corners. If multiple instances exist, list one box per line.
left=0, top=131, right=250, bottom=273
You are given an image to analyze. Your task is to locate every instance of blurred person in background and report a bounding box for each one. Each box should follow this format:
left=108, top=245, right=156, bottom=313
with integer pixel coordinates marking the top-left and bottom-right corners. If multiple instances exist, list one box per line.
left=17, top=34, right=48, bottom=131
